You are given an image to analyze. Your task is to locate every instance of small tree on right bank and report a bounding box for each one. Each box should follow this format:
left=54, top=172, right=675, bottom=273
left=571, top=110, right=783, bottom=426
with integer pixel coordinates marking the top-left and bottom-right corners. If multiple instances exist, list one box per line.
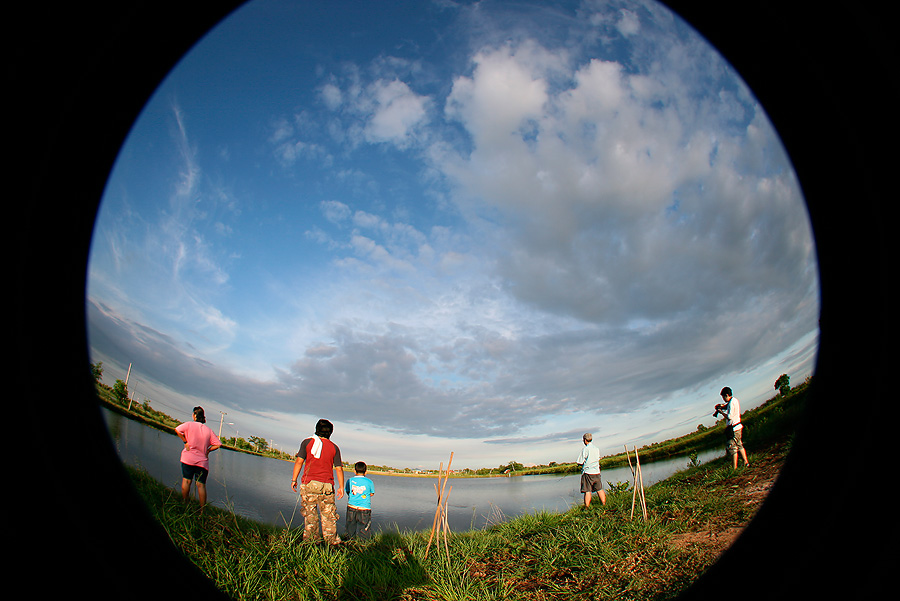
left=112, top=379, right=129, bottom=405
left=775, top=373, right=790, bottom=396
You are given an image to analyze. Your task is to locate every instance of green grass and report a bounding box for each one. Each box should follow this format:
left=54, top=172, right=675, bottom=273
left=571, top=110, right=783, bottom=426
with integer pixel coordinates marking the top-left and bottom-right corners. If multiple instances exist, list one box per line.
left=124, top=383, right=806, bottom=599
left=128, top=436, right=789, bottom=600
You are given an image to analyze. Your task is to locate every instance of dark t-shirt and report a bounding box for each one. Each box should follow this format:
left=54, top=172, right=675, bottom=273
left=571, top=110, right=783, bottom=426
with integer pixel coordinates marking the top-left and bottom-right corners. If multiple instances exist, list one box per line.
left=296, top=437, right=342, bottom=484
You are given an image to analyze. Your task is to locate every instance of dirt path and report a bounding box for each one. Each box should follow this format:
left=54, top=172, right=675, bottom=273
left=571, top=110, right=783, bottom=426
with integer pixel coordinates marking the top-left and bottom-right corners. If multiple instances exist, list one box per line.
left=668, top=440, right=786, bottom=558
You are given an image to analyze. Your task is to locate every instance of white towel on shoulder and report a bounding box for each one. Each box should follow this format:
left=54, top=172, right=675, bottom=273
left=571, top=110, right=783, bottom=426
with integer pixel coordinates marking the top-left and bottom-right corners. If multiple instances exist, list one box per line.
left=310, top=435, right=323, bottom=459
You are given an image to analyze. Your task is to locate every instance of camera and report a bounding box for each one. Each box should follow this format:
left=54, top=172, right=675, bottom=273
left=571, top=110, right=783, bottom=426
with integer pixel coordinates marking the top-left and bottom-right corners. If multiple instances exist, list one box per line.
left=712, top=403, right=726, bottom=418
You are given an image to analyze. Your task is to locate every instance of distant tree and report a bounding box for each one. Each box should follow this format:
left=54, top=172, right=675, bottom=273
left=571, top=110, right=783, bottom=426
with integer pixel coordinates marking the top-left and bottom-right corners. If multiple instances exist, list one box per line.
left=90, top=361, right=103, bottom=383
left=230, top=437, right=252, bottom=451
left=112, top=379, right=128, bottom=404
left=249, top=436, right=268, bottom=452
left=697, top=424, right=707, bottom=432
left=775, top=374, right=791, bottom=396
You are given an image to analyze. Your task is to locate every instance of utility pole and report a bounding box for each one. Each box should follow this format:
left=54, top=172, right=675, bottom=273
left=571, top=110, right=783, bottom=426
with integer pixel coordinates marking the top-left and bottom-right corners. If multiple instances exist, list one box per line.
left=125, top=363, right=134, bottom=411
left=219, top=411, right=228, bottom=438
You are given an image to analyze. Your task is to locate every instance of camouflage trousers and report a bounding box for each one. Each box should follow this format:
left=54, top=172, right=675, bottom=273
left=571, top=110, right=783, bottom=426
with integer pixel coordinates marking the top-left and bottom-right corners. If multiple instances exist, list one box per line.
left=299, top=480, right=340, bottom=544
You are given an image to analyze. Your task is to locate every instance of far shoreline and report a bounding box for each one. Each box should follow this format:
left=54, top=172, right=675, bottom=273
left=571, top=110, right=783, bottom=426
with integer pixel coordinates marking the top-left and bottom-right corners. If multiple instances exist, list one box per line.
left=98, top=379, right=809, bottom=478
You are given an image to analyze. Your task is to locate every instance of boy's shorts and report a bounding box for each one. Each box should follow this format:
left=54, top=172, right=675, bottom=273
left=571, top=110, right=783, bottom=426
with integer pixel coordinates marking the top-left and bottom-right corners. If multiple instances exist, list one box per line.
left=727, top=426, right=745, bottom=455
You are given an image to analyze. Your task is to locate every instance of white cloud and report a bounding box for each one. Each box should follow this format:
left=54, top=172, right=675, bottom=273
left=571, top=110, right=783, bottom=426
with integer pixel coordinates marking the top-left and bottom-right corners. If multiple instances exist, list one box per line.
left=321, top=200, right=352, bottom=224
left=445, top=43, right=555, bottom=148
left=319, top=82, right=343, bottom=110
left=364, top=79, right=429, bottom=146
left=88, top=0, right=819, bottom=461
left=616, top=8, right=640, bottom=36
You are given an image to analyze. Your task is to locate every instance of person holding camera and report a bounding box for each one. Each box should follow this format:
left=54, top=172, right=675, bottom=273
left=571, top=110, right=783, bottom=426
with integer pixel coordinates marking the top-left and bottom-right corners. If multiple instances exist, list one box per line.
left=714, top=387, right=750, bottom=469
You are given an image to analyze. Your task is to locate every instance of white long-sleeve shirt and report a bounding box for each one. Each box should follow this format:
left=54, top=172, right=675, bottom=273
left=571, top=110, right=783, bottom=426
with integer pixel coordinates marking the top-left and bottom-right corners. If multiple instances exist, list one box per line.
left=726, top=397, right=743, bottom=431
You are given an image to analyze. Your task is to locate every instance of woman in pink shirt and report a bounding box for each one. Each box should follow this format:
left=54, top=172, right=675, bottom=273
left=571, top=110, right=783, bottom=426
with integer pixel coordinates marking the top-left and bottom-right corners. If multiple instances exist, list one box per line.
left=175, top=406, right=221, bottom=509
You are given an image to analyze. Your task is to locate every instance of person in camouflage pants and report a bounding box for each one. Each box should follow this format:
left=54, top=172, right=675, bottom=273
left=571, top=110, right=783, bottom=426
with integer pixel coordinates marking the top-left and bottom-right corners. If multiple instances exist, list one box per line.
left=291, top=419, right=345, bottom=544
left=299, top=480, right=340, bottom=542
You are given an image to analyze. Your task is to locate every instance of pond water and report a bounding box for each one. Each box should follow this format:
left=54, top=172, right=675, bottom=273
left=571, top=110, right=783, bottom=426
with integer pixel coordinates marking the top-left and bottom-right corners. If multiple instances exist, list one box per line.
left=103, top=408, right=725, bottom=533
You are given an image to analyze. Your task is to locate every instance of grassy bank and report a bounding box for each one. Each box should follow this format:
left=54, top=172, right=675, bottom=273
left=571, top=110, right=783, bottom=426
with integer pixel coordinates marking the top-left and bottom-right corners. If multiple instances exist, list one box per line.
left=520, top=380, right=810, bottom=476
left=122, top=385, right=807, bottom=599
left=127, top=431, right=790, bottom=600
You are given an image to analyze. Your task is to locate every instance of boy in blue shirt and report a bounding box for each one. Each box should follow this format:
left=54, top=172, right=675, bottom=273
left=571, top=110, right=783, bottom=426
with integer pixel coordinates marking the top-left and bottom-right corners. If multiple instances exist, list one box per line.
left=344, top=461, right=375, bottom=539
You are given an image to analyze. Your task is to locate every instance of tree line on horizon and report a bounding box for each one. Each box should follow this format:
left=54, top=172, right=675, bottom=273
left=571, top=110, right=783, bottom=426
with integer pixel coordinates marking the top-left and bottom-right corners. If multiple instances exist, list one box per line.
left=91, top=361, right=807, bottom=475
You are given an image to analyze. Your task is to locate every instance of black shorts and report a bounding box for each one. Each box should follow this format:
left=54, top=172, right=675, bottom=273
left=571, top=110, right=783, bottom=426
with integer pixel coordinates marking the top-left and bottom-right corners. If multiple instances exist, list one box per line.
left=181, top=462, right=209, bottom=484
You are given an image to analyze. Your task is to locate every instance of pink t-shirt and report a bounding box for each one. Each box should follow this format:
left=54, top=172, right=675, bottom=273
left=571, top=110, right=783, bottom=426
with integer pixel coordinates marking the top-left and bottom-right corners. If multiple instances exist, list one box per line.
left=175, top=421, right=221, bottom=470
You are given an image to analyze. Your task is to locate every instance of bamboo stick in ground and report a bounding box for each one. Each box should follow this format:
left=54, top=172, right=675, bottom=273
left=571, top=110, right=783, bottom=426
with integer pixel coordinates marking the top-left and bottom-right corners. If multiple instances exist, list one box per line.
left=439, top=453, right=453, bottom=508
left=442, top=484, right=452, bottom=562
left=434, top=455, right=452, bottom=532
left=426, top=453, right=454, bottom=558
left=432, top=463, right=444, bottom=530
left=427, top=481, right=442, bottom=553
left=625, top=446, right=638, bottom=520
left=438, top=454, right=453, bottom=557
left=425, top=462, right=444, bottom=557
left=624, top=445, right=636, bottom=478
left=635, top=446, right=647, bottom=521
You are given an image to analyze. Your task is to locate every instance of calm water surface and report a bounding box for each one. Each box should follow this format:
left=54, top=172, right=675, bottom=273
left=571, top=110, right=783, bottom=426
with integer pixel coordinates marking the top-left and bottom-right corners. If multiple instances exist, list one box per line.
left=103, top=408, right=724, bottom=533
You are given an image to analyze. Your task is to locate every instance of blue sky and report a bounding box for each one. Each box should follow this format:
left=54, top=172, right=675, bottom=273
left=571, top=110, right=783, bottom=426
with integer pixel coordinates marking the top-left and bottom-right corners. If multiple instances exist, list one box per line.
left=87, top=0, right=819, bottom=470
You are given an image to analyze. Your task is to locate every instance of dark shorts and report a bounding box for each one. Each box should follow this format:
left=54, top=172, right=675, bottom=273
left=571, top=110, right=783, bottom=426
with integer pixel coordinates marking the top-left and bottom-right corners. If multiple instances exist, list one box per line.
left=181, top=462, right=209, bottom=484
left=345, top=506, right=372, bottom=538
left=580, top=472, right=603, bottom=493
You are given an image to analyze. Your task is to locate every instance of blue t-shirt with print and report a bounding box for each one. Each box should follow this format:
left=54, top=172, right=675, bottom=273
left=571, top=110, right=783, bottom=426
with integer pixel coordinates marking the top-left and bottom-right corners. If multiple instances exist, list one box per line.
left=345, top=475, right=375, bottom=509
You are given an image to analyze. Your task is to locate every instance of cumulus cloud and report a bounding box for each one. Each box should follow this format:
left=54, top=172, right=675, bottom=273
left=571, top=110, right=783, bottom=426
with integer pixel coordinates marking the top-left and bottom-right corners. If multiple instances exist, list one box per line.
left=88, top=0, right=818, bottom=447
left=272, top=11, right=814, bottom=437
left=364, top=79, right=429, bottom=146
left=431, top=36, right=814, bottom=338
